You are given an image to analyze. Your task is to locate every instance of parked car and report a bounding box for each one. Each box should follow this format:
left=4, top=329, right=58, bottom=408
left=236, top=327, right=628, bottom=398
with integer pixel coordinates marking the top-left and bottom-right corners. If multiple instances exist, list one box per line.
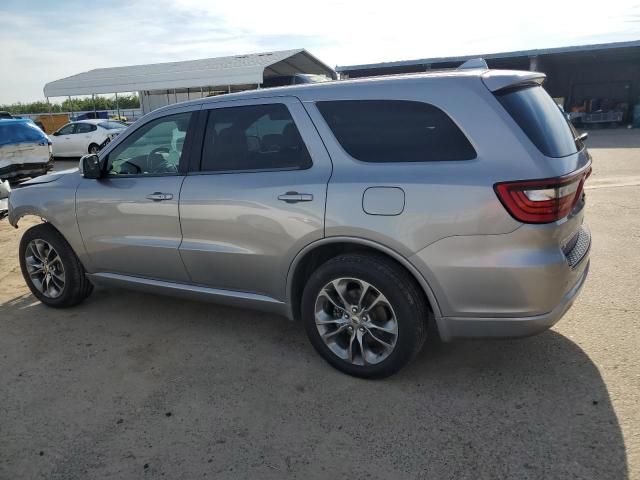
left=50, top=120, right=127, bottom=157
left=8, top=69, right=591, bottom=378
left=0, top=111, right=14, bottom=119
left=0, top=118, right=53, bottom=181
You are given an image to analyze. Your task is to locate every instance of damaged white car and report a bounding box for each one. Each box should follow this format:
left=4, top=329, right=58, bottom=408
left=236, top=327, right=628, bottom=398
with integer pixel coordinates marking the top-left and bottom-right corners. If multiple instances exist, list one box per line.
left=0, top=118, right=53, bottom=181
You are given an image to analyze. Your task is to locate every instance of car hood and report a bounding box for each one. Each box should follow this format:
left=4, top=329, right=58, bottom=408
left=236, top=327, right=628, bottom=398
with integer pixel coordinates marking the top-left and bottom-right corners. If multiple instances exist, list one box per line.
left=20, top=167, right=79, bottom=185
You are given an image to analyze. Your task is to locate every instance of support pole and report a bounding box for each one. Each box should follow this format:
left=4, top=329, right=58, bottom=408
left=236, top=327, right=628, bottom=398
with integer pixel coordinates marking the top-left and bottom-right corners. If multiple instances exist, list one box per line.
left=92, top=94, right=97, bottom=117
left=46, top=97, right=52, bottom=133
left=115, top=92, right=120, bottom=120
left=68, top=96, right=73, bottom=119
left=228, top=85, right=231, bottom=94
left=529, top=55, right=539, bottom=72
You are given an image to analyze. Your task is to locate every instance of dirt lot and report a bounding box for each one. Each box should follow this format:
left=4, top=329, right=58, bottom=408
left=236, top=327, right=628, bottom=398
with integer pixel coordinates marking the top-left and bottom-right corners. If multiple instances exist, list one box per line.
left=1, top=130, right=639, bottom=479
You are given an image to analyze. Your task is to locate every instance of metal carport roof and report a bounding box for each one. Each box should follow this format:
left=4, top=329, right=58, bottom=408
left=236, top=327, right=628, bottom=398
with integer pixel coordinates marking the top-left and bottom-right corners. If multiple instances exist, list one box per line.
left=44, top=48, right=336, bottom=97
left=336, top=39, right=640, bottom=73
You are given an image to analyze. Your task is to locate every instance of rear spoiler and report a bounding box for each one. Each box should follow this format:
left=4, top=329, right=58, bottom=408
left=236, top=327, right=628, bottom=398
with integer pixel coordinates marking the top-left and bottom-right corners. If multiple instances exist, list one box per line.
left=481, top=70, right=546, bottom=92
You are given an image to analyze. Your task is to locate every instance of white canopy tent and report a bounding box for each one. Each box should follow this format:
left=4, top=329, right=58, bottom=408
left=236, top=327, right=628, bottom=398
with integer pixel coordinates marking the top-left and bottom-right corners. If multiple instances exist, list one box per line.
left=43, top=49, right=336, bottom=114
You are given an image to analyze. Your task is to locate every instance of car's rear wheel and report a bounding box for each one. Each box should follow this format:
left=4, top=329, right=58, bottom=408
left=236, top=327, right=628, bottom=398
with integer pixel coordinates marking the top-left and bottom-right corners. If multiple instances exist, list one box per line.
left=19, top=223, right=93, bottom=308
left=88, top=143, right=99, bottom=154
left=302, top=253, right=428, bottom=378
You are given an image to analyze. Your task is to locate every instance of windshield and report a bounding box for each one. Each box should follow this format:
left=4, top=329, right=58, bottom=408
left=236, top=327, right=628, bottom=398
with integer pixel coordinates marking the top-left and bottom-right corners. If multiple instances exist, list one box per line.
left=495, top=85, right=580, bottom=158
left=99, top=121, right=126, bottom=130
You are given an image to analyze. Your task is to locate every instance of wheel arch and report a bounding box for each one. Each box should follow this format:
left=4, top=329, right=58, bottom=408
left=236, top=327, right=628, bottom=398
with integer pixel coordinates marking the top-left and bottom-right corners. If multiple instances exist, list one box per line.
left=10, top=208, right=91, bottom=273
left=286, top=236, right=446, bottom=338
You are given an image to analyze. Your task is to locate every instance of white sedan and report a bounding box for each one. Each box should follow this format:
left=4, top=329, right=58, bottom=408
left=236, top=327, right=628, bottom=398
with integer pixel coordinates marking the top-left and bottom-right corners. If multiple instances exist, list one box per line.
left=50, top=120, right=127, bottom=157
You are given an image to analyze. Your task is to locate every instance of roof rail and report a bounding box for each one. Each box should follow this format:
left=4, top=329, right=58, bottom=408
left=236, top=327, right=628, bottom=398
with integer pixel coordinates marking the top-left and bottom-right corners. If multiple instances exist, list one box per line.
left=457, top=58, right=488, bottom=70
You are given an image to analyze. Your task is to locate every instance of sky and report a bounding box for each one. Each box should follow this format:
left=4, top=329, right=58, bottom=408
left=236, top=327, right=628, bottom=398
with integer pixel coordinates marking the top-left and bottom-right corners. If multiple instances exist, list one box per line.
left=1, top=0, right=639, bottom=104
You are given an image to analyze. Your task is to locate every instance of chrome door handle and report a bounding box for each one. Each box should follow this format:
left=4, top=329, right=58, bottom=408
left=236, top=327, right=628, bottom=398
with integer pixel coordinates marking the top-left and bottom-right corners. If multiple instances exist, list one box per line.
left=145, top=192, right=173, bottom=201
left=278, top=192, right=313, bottom=203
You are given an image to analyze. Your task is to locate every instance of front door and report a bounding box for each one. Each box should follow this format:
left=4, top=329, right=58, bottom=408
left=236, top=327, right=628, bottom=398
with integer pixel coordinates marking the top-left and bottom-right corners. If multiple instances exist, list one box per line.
left=53, top=123, right=76, bottom=156
left=70, top=122, right=96, bottom=156
left=179, top=97, right=332, bottom=301
left=76, top=110, right=195, bottom=282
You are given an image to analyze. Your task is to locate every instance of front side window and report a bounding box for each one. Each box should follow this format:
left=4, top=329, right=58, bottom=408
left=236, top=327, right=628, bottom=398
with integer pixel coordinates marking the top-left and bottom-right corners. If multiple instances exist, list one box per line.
left=57, top=124, right=75, bottom=135
left=201, top=103, right=312, bottom=172
left=316, top=100, right=476, bottom=162
left=106, top=112, right=192, bottom=176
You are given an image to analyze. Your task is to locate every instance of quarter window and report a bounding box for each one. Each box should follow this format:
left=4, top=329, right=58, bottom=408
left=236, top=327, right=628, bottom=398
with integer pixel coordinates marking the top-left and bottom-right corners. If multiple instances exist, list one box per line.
left=201, top=103, right=312, bottom=172
left=316, top=100, right=476, bottom=162
left=106, top=112, right=192, bottom=176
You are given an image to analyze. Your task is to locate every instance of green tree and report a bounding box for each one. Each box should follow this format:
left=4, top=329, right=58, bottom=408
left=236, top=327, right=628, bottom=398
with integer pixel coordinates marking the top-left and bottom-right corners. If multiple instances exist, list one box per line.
left=0, top=95, right=140, bottom=115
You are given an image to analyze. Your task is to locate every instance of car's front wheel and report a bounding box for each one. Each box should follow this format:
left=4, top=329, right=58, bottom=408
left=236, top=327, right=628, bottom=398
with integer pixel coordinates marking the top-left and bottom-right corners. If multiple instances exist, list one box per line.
left=19, top=223, right=93, bottom=308
left=302, top=253, right=428, bottom=378
left=88, top=143, right=99, bottom=154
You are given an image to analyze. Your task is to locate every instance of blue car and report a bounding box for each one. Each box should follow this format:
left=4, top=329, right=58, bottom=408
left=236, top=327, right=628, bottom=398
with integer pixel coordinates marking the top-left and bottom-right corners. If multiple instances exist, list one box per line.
left=0, top=118, right=53, bottom=181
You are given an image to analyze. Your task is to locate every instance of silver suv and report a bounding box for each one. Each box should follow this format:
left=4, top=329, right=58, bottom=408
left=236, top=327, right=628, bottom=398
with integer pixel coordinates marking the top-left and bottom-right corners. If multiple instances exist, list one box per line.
left=8, top=69, right=591, bottom=378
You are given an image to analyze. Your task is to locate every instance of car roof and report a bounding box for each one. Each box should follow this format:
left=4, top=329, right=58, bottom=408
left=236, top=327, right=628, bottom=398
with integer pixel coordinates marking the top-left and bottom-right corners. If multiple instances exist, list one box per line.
left=0, top=118, right=35, bottom=125
left=149, top=68, right=539, bottom=116
left=73, top=119, right=108, bottom=125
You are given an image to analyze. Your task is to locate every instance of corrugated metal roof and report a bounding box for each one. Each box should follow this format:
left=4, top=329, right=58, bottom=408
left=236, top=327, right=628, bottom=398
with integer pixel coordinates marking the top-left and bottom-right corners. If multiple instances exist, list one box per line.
left=336, top=39, right=640, bottom=72
left=44, top=49, right=335, bottom=97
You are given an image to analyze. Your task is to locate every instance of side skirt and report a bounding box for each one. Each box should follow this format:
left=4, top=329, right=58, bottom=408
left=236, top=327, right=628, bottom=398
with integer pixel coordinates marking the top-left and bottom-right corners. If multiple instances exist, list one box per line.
left=87, top=272, right=288, bottom=316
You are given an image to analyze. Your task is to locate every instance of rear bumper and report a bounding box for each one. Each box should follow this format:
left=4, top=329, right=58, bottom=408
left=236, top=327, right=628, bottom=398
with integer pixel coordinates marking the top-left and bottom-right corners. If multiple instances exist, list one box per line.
left=439, top=260, right=589, bottom=339
left=0, top=159, right=54, bottom=180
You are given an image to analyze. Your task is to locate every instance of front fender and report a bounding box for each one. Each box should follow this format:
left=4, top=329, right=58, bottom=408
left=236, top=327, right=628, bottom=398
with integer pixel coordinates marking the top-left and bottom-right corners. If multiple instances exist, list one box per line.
left=7, top=173, right=92, bottom=271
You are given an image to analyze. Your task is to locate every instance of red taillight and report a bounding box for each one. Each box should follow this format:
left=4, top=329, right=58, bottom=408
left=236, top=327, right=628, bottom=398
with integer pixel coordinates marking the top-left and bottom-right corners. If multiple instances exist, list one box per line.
left=494, top=165, right=591, bottom=224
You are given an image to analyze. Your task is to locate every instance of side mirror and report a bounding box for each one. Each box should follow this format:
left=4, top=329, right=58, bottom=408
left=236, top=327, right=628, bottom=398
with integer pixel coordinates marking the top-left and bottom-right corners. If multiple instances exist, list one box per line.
left=577, top=132, right=588, bottom=143
left=80, top=154, right=102, bottom=179
left=52, top=131, right=60, bottom=136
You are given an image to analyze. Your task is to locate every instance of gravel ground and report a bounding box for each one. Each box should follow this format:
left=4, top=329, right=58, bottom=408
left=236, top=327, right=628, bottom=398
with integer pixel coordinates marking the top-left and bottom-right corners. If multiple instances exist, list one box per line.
left=0, top=130, right=638, bottom=479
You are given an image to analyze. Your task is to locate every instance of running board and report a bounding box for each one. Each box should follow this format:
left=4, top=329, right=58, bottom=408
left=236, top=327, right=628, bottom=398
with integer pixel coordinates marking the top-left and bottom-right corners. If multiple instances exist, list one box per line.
left=87, top=272, right=287, bottom=316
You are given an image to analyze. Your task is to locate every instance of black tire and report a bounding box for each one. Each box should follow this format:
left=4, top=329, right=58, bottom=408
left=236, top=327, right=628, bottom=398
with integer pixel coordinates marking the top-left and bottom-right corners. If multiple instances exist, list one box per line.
left=19, top=223, right=93, bottom=308
left=88, top=143, right=99, bottom=154
left=302, top=253, right=428, bottom=379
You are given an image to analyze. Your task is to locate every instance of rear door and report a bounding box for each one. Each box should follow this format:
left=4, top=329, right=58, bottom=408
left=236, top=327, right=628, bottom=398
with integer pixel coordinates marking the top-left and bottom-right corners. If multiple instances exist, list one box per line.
left=76, top=108, right=197, bottom=282
left=179, top=96, right=332, bottom=301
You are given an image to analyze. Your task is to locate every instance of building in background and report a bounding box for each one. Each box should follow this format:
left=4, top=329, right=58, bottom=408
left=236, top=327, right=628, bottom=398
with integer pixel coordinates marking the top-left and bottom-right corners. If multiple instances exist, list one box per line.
left=337, top=40, right=640, bottom=126
left=43, top=49, right=336, bottom=115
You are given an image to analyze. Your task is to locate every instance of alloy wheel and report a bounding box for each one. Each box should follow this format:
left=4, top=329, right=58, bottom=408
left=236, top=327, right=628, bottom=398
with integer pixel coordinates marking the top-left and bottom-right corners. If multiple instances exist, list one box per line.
left=314, top=277, right=398, bottom=366
left=24, top=239, right=65, bottom=298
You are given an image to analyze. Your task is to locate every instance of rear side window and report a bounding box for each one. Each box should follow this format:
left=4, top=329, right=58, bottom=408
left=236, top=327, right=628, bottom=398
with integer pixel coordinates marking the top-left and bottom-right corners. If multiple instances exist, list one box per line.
left=316, top=100, right=476, bottom=162
left=495, top=85, right=579, bottom=158
left=75, top=123, right=97, bottom=133
left=99, top=121, right=126, bottom=130
left=201, top=103, right=312, bottom=172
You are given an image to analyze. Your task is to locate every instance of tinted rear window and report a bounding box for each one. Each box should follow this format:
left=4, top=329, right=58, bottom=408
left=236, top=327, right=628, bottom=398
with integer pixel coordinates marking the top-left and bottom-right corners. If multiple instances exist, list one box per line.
left=99, top=121, right=126, bottom=130
left=0, top=122, right=47, bottom=146
left=495, top=85, right=578, bottom=158
left=316, top=100, right=476, bottom=162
